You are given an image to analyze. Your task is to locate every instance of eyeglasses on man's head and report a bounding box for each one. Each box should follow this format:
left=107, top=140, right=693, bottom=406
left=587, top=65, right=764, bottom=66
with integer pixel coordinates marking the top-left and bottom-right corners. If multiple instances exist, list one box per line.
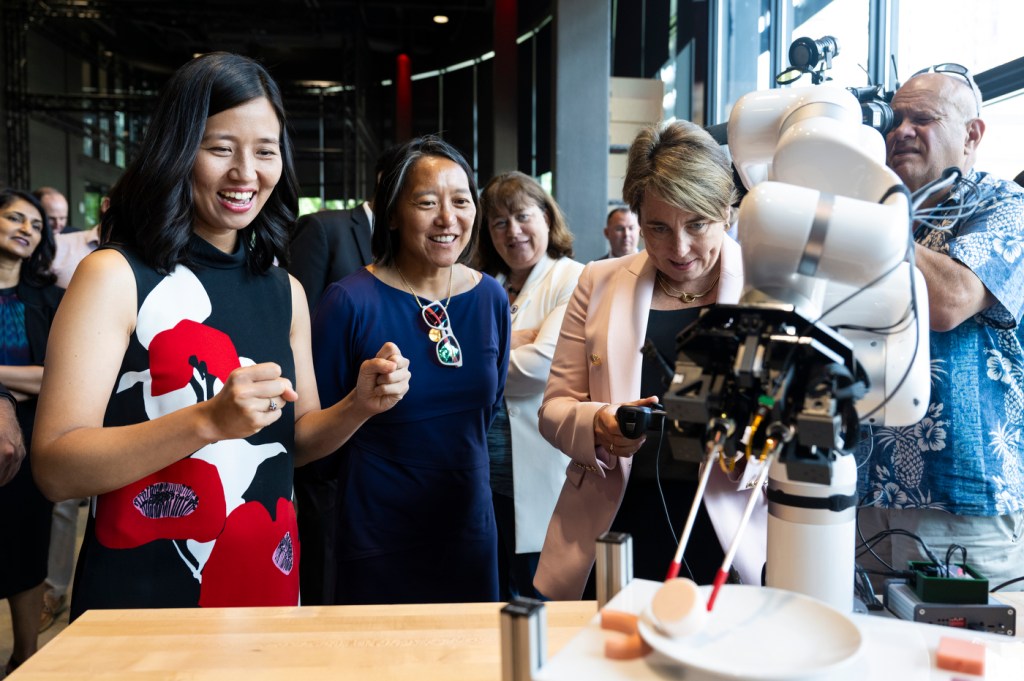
left=911, top=63, right=982, bottom=116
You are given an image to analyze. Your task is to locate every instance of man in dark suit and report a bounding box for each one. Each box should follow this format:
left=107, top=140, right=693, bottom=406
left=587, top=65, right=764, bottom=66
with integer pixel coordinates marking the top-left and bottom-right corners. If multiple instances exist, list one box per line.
left=288, top=148, right=396, bottom=604
left=289, top=202, right=373, bottom=605
left=290, top=202, right=374, bottom=313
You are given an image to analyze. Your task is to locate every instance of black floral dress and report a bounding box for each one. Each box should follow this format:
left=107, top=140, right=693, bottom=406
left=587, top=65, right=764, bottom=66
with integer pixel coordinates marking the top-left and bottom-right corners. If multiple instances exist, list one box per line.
left=70, top=237, right=298, bottom=619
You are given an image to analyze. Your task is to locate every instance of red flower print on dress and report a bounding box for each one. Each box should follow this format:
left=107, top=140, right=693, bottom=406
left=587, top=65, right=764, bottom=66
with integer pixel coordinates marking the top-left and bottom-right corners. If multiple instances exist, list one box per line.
left=198, top=497, right=300, bottom=607
left=149, top=319, right=241, bottom=398
left=100, top=266, right=295, bottom=602
left=95, top=457, right=227, bottom=549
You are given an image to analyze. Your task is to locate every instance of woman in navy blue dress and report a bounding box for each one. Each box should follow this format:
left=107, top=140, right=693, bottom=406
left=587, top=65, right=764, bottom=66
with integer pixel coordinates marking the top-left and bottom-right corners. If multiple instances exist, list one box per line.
left=312, top=136, right=510, bottom=604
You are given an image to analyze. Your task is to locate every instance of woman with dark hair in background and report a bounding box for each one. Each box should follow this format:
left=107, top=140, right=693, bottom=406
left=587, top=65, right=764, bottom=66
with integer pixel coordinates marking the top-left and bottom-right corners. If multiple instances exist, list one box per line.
left=476, top=171, right=582, bottom=599
left=312, top=135, right=510, bottom=604
left=32, top=53, right=409, bottom=620
left=0, top=188, right=62, bottom=674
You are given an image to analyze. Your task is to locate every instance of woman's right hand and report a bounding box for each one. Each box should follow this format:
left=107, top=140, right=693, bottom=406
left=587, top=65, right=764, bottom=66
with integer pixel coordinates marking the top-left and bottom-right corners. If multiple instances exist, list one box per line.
left=593, top=395, right=661, bottom=458
left=200, top=362, right=298, bottom=441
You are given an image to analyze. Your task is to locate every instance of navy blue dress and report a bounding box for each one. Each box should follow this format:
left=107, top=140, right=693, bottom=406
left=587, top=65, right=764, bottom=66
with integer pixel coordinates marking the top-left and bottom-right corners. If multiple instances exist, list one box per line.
left=311, top=268, right=510, bottom=604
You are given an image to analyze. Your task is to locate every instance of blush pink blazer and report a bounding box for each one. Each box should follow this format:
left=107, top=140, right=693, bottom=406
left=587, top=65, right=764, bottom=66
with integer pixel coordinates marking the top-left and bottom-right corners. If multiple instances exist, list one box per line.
left=533, top=236, right=768, bottom=599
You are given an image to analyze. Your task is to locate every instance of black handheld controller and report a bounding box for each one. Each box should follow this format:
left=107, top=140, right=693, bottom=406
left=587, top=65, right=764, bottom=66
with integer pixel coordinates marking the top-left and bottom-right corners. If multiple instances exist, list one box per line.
left=616, top=404, right=667, bottom=439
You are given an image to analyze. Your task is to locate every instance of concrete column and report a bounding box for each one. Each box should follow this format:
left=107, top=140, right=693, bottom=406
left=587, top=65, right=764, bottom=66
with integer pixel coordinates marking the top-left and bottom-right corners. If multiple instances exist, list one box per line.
left=553, top=0, right=610, bottom=263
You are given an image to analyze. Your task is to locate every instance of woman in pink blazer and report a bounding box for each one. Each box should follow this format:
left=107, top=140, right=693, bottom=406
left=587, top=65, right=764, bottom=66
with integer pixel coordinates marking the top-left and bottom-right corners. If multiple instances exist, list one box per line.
left=533, top=120, right=766, bottom=600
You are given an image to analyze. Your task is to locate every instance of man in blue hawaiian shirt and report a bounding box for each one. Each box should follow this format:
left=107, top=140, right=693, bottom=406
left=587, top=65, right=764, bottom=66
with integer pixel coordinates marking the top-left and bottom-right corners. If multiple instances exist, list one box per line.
left=857, top=67, right=1024, bottom=591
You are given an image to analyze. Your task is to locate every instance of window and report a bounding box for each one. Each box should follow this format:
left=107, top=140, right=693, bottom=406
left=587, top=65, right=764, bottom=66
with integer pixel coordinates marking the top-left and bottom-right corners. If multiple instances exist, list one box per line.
left=713, top=0, right=873, bottom=122
left=790, top=0, right=871, bottom=88
left=896, top=1, right=1024, bottom=75
left=896, top=1, right=1024, bottom=182
left=975, top=93, right=1024, bottom=182
left=713, top=0, right=774, bottom=123
left=297, top=198, right=351, bottom=217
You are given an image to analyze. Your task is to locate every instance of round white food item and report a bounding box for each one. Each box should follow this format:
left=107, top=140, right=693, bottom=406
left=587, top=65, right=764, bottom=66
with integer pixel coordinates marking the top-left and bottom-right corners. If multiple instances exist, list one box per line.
left=648, top=577, right=707, bottom=638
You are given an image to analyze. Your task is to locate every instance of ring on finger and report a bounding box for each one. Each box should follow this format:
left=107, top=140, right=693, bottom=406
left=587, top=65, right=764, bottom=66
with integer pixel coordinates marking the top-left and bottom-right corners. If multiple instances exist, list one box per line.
left=268, top=398, right=278, bottom=412
left=609, top=442, right=615, bottom=454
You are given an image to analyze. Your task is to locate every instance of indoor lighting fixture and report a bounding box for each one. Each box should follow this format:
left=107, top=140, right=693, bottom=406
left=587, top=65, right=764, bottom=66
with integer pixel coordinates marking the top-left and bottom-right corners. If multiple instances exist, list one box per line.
left=433, top=15, right=449, bottom=24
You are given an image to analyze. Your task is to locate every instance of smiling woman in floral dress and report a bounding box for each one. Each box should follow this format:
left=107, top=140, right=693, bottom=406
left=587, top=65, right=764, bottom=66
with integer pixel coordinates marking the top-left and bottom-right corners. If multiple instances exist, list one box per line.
left=31, top=52, right=409, bottom=620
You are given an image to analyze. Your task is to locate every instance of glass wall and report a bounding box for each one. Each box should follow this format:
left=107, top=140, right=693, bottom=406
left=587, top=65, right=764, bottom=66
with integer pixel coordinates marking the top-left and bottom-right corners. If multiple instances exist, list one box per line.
left=709, top=0, right=1024, bottom=181
left=713, top=0, right=773, bottom=123
left=973, top=93, right=1024, bottom=182
left=790, top=0, right=870, bottom=88
left=713, top=0, right=872, bottom=122
left=896, top=0, right=1024, bottom=182
left=896, top=1, right=1024, bottom=74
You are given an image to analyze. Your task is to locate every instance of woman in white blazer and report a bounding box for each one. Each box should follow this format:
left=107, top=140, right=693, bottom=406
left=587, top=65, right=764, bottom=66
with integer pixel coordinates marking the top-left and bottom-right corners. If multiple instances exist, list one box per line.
left=477, top=172, right=584, bottom=600
left=533, top=121, right=766, bottom=600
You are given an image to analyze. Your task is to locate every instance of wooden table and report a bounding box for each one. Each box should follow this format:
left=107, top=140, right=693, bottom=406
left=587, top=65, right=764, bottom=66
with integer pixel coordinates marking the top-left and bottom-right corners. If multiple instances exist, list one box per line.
left=11, top=601, right=597, bottom=680
left=13, top=593, right=1020, bottom=680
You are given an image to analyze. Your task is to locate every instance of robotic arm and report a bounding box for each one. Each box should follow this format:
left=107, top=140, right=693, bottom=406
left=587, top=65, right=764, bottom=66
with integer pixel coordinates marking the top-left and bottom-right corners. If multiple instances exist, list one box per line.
left=728, top=84, right=930, bottom=426
left=660, top=84, right=930, bottom=610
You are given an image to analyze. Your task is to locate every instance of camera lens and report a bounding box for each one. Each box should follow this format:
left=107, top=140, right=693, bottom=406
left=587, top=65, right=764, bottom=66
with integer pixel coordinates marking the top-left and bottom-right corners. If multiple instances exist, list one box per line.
left=861, top=101, right=894, bottom=136
left=789, top=38, right=814, bottom=69
left=788, top=35, right=839, bottom=70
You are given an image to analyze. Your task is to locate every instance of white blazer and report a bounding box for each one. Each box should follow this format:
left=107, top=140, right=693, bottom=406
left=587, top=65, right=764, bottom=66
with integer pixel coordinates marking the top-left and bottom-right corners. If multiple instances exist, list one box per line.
left=533, top=237, right=768, bottom=599
left=495, top=254, right=584, bottom=553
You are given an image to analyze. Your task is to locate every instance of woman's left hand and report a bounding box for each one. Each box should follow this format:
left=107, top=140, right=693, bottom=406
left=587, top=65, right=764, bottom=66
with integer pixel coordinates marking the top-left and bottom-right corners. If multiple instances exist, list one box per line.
left=355, top=342, right=411, bottom=415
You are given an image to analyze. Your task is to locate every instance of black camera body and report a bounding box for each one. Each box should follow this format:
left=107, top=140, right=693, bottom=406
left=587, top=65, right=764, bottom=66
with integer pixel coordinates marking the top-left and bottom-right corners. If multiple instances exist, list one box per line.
left=848, top=84, right=896, bottom=136
left=616, top=404, right=666, bottom=439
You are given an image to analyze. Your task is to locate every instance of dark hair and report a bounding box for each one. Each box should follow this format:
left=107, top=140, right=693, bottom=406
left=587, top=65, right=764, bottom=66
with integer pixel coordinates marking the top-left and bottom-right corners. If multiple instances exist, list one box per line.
left=476, top=171, right=574, bottom=276
left=370, top=135, right=480, bottom=267
left=0, top=188, right=57, bottom=287
left=374, top=145, right=403, bottom=183
left=102, top=52, right=298, bottom=274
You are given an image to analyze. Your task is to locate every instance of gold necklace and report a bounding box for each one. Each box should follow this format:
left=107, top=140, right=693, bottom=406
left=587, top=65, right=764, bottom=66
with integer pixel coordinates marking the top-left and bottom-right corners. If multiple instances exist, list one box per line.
left=395, top=265, right=454, bottom=342
left=656, top=272, right=719, bottom=304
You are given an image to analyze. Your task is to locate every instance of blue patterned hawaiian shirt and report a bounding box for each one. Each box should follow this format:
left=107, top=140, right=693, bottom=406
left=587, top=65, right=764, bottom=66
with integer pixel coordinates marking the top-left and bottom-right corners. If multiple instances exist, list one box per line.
left=858, top=170, right=1024, bottom=516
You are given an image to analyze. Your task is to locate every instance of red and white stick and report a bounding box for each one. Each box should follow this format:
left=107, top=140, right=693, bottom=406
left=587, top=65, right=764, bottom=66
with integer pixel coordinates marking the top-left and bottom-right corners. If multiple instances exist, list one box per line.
left=664, top=449, right=718, bottom=581
left=706, top=454, right=774, bottom=612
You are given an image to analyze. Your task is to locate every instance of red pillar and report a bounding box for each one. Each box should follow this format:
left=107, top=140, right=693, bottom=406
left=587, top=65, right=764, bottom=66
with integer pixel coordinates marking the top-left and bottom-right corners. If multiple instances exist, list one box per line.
left=493, top=0, right=518, bottom=174
left=396, top=53, right=413, bottom=143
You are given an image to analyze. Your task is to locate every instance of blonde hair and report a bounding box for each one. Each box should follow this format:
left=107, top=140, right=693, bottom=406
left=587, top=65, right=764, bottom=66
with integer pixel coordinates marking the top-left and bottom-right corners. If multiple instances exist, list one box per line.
left=622, top=119, right=736, bottom=223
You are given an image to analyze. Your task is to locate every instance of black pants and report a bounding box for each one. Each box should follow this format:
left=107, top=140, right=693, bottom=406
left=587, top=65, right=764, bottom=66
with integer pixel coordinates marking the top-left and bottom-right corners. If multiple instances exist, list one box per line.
left=611, top=476, right=725, bottom=584
left=293, top=463, right=339, bottom=605
left=492, top=492, right=543, bottom=601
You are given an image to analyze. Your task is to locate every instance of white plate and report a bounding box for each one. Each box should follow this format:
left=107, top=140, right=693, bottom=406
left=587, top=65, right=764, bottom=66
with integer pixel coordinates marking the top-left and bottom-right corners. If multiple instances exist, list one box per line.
left=638, top=584, right=863, bottom=681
